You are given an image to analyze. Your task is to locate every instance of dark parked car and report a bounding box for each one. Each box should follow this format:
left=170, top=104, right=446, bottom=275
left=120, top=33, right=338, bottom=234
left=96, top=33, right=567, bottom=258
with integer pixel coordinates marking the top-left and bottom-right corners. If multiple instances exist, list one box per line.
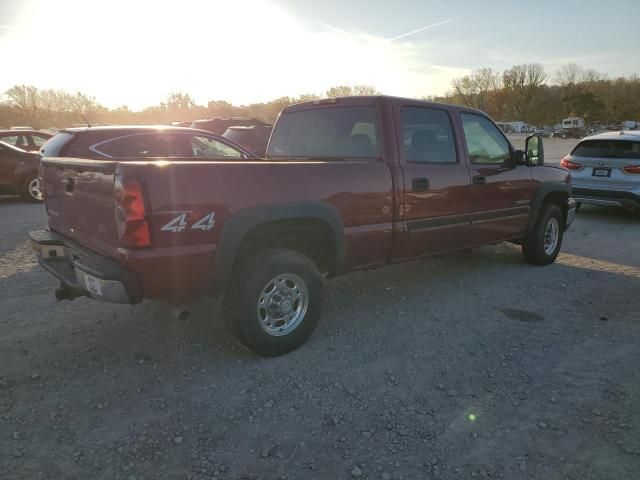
left=551, top=128, right=584, bottom=139
left=0, top=129, right=52, bottom=152
left=41, top=126, right=255, bottom=160
left=0, top=140, right=43, bottom=201
left=223, top=124, right=273, bottom=157
left=190, top=117, right=269, bottom=135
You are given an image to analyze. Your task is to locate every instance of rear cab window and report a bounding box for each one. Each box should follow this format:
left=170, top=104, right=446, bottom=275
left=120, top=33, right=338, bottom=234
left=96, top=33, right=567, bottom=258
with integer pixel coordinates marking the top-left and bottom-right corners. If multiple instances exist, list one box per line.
left=268, top=106, right=380, bottom=158
left=572, top=139, right=640, bottom=159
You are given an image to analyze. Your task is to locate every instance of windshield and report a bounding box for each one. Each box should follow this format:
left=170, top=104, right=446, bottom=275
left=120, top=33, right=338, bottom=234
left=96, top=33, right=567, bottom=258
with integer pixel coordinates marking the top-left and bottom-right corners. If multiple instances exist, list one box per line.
left=572, top=139, right=640, bottom=159
left=267, top=106, right=380, bottom=158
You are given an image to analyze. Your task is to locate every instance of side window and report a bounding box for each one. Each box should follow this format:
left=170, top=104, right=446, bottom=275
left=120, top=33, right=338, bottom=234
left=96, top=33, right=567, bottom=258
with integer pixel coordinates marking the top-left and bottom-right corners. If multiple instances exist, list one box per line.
left=189, top=135, right=243, bottom=159
left=92, top=134, right=185, bottom=158
left=1, top=135, right=23, bottom=148
left=31, top=134, right=50, bottom=147
left=402, top=107, right=457, bottom=163
left=461, top=113, right=511, bottom=164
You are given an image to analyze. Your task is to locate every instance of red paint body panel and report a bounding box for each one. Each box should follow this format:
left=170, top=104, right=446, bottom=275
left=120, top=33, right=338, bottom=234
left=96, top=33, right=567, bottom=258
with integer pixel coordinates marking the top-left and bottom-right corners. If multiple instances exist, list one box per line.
left=39, top=96, right=571, bottom=301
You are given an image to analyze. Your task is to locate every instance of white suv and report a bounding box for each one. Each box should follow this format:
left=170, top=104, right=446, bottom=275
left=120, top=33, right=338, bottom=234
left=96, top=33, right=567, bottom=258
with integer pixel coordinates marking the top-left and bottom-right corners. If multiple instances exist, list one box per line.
left=561, top=131, right=640, bottom=213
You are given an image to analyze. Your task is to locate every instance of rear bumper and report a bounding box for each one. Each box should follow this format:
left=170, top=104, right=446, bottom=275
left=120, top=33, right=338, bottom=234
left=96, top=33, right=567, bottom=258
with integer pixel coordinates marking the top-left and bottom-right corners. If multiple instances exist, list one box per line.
left=29, top=229, right=142, bottom=304
left=571, top=187, right=640, bottom=210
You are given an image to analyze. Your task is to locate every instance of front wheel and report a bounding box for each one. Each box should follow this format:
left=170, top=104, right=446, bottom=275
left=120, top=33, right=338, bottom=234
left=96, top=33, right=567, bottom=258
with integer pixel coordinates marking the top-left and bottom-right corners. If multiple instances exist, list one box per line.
left=522, top=204, right=564, bottom=265
left=21, top=174, right=43, bottom=202
left=223, top=248, right=324, bottom=357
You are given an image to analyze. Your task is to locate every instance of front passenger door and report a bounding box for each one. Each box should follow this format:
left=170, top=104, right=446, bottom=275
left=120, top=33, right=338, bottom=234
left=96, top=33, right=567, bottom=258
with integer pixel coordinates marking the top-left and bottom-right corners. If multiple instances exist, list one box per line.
left=460, top=113, right=534, bottom=243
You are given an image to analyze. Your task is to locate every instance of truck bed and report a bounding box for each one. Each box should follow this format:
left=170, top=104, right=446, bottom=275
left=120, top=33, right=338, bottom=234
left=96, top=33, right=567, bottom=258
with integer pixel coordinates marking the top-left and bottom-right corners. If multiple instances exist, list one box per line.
left=40, top=157, right=394, bottom=299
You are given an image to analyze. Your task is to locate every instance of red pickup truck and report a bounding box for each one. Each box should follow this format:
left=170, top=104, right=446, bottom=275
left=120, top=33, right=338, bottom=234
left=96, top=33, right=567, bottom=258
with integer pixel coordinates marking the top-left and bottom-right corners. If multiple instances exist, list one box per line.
left=31, top=96, right=576, bottom=356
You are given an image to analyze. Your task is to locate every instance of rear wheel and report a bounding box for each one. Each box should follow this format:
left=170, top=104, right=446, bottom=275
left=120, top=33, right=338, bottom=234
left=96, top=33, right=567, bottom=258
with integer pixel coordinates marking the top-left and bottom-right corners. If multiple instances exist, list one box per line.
left=522, top=204, right=564, bottom=265
left=21, top=174, right=43, bottom=202
left=223, top=248, right=324, bottom=357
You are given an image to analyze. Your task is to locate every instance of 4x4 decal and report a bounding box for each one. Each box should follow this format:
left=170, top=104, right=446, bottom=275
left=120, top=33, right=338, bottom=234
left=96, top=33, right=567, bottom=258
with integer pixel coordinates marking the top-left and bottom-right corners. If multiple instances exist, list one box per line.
left=161, top=213, right=215, bottom=233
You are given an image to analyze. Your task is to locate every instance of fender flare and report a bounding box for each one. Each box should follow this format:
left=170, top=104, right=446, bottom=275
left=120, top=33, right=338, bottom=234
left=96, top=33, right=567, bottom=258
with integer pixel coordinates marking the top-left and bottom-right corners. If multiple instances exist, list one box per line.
left=210, top=201, right=345, bottom=296
left=525, top=181, right=570, bottom=235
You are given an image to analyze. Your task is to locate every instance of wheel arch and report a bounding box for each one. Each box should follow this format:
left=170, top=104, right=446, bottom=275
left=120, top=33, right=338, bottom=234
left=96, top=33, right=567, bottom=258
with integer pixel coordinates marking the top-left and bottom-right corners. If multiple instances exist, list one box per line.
left=210, top=202, right=345, bottom=297
left=525, top=182, right=570, bottom=235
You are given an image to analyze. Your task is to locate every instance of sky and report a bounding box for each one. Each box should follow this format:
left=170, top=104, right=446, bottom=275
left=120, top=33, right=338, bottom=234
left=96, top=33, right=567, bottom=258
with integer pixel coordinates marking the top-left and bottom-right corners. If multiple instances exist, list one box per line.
left=1, top=0, right=639, bottom=110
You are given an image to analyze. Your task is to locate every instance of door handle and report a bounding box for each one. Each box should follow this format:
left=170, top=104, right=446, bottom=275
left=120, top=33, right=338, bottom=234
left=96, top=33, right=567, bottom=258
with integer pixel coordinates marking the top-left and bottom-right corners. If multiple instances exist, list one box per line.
left=472, top=175, right=486, bottom=186
left=412, top=177, right=430, bottom=192
left=63, top=177, right=75, bottom=194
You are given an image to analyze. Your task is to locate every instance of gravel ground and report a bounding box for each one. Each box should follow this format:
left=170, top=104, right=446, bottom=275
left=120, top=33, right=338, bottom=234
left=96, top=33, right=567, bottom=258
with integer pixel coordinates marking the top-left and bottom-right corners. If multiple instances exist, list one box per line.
left=2, top=139, right=640, bottom=480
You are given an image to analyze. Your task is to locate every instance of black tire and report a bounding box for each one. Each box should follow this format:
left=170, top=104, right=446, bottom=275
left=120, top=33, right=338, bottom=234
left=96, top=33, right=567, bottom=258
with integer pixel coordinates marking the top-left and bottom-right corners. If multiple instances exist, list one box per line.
left=20, top=173, right=43, bottom=203
left=575, top=202, right=581, bottom=213
left=223, top=248, right=324, bottom=357
left=522, top=204, right=564, bottom=266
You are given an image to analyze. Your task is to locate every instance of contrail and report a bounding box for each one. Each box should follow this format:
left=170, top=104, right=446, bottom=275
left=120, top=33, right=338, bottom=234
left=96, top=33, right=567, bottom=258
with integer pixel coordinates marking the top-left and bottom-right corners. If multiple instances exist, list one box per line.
left=389, top=18, right=457, bottom=41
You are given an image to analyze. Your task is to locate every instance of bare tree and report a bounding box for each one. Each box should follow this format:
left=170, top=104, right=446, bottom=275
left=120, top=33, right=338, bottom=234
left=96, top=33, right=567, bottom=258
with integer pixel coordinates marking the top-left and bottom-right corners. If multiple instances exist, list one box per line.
left=296, top=93, right=321, bottom=103
left=326, top=85, right=353, bottom=97
left=352, top=85, right=380, bottom=96
left=452, top=68, right=500, bottom=112
left=554, top=63, right=603, bottom=116
left=502, top=63, right=546, bottom=121
left=325, top=85, right=379, bottom=98
left=5, top=85, right=39, bottom=123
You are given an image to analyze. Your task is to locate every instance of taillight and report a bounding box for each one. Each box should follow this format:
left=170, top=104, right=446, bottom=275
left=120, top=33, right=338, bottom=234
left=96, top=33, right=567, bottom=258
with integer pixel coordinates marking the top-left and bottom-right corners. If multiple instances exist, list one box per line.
left=624, top=165, right=640, bottom=174
left=114, top=175, right=151, bottom=248
left=560, top=157, right=582, bottom=170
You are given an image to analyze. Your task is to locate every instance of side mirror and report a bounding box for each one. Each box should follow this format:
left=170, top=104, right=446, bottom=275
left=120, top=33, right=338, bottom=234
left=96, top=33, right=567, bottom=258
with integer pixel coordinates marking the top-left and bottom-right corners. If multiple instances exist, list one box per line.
left=525, top=135, right=544, bottom=166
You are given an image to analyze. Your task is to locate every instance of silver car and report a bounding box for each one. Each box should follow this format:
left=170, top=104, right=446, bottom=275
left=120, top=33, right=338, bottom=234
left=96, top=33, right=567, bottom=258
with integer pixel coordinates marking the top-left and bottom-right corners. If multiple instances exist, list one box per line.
left=561, top=131, right=640, bottom=212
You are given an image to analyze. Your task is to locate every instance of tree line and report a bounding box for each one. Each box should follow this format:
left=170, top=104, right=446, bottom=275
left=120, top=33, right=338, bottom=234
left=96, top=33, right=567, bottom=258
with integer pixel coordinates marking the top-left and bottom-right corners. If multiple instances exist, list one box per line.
left=1, top=64, right=639, bottom=129
left=0, top=85, right=379, bottom=129
left=436, top=63, right=640, bottom=126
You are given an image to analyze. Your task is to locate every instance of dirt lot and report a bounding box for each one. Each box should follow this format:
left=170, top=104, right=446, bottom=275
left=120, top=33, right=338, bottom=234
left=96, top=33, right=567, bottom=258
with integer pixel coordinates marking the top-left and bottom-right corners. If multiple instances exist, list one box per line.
left=2, top=139, right=640, bottom=480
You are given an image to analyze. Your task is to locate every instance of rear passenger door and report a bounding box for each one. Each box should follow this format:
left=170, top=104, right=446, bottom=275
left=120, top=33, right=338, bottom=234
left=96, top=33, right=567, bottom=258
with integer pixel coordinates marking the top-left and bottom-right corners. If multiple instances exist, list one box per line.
left=397, top=105, right=473, bottom=258
left=460, top=113, right=534, bottom=243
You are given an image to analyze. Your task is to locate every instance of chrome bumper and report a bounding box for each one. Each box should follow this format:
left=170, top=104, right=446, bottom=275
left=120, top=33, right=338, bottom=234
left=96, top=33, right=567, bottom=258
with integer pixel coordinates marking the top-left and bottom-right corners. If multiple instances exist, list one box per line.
left=29, top=229, right=141, bottom=304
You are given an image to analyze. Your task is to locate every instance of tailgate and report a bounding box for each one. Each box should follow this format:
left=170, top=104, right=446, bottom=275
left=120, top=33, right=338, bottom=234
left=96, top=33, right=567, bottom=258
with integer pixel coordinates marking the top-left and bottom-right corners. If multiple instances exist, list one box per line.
left=42, top=157, right=121, bottom=258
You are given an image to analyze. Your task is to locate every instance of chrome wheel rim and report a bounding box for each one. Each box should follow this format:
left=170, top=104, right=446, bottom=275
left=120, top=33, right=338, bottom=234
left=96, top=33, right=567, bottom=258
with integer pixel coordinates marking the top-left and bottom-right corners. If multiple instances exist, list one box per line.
left=257, top=273, right=308, bottom=336
left=543, top=217, right=559, bottom=255
left=28, top=178, right=43, bottom=201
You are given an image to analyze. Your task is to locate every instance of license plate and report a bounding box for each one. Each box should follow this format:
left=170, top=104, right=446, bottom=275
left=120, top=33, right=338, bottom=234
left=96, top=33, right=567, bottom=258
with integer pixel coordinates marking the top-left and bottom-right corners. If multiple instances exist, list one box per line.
left=83, top=273, right=103, bottom=296
left=592, top=168, right=611, bottom=177
left=31, top=242, right=65, bottom=259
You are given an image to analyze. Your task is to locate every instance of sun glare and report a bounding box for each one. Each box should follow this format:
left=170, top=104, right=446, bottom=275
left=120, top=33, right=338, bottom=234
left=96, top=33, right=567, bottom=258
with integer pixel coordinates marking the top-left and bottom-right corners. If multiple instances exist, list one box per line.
left=1, top=0, right=462, bottom=108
